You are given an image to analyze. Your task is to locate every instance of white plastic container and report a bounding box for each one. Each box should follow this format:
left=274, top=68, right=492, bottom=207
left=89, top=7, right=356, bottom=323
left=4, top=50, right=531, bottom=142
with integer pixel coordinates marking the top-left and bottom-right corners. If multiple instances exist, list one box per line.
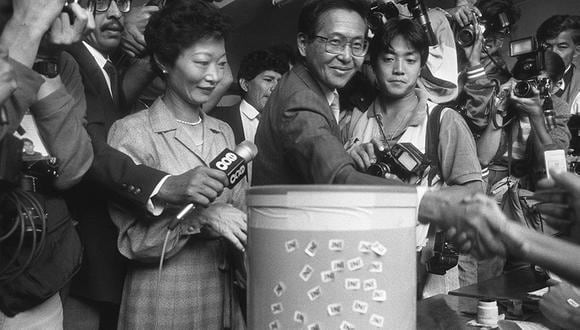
left=246, top=185, right=418, bottom=329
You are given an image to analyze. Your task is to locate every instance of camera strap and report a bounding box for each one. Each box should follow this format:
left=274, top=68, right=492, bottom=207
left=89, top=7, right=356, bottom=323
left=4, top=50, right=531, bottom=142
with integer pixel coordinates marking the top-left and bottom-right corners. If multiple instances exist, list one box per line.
left=425, top=104, right=445, bottom=186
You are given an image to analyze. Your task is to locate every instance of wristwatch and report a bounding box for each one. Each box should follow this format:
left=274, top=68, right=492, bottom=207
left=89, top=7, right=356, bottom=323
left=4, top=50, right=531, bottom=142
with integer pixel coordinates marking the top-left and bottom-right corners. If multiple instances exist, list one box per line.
left=33, top=59, right=59, bottom=78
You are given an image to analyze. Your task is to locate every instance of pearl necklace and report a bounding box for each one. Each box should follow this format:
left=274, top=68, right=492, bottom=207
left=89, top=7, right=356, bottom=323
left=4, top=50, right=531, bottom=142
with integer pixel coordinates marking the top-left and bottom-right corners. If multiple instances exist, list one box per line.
left=176, top=117, right=202, bottom=126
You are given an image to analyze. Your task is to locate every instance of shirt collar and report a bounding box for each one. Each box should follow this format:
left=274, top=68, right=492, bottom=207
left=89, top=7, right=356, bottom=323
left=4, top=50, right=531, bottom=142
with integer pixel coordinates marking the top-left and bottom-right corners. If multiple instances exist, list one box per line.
left=366, top=88, right=429, bottom=127
left=240, top=99, right=260, bottom=120
left=149, top=97, right=223, bottom=134
left=82, top=41, right=109, bottom=69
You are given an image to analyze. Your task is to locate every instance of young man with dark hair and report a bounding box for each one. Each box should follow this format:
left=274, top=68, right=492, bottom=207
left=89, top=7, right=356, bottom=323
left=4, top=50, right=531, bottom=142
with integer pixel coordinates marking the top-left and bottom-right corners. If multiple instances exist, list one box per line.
left=212, top=49, right=288, bottom=145
left=346, top=18, right=482, bottom=297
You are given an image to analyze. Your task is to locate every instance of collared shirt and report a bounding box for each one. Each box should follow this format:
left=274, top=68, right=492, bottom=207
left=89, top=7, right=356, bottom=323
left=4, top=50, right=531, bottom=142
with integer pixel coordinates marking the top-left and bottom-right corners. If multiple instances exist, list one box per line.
left=324, top=89, right=340, bottom=124
left=239, top=99, right=260, bottom=144
left=82, top=41, right=114, bottom=97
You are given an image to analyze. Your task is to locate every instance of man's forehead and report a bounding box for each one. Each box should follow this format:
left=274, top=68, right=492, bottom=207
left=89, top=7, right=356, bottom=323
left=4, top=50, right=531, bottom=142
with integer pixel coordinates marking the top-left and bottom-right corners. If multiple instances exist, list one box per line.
left=547, top=30, right=575, bottom=45
left=315, top=8, right=366, bottom=37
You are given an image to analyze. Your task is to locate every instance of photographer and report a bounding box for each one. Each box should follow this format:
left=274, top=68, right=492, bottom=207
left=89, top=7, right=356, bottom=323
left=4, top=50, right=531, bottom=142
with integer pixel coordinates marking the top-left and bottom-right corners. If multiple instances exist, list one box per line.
left=0, top=0, right=94, bottom=327
left=452, top=0, right=520, bottom=136
left=345, top=18, right=483, bottom=298
left=478, top=50, right=570, bottom=191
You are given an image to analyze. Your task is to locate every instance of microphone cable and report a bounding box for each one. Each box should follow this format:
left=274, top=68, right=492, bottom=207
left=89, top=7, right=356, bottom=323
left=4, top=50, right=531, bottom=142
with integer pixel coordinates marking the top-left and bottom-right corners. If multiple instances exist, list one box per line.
left=0, top=189, right=47, bottom=282
left=154, top=204, right=196, bottom=330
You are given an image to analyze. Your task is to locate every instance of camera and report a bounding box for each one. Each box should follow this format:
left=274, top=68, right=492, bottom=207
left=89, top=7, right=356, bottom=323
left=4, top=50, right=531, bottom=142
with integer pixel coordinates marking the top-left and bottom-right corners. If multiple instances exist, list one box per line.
left=455, top=15, right=486, bottom=48
left=62, top=0, right=78, bottom=25
left=366, top=142, right=430, bottom=183
left=513, top=77, right=552, bottom=98
left=20, top=158, right=59, bottom=193
left=426, top=231, right=459, bottom=275
left=570, top=161, right=580, bottom=175
left=455, top=12, right=510, bottom=48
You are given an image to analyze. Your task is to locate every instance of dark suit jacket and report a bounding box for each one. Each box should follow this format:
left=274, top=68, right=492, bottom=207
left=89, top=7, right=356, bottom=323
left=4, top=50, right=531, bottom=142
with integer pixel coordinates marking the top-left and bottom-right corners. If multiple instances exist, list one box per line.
left=64, top=43, right=166, bottom=304
left=211, top=102, right=245, bottom=144
left=252, top=63, right=398, bottom=186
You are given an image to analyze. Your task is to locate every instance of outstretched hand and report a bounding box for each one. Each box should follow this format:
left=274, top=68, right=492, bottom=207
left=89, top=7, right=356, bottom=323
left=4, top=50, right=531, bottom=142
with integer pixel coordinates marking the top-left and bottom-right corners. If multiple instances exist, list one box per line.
left=535, top=169, right=580, bottom=242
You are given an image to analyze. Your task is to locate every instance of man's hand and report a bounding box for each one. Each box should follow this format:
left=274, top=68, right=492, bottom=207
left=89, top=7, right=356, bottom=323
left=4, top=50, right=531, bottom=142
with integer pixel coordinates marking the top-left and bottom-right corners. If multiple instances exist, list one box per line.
left=156, top=166, right=228, bottom=207
left=428, top=193, right=509, bottom=259
left=49, top=2, right=94, bottom=46
left=535, top=169, right=580, bottom=241
left=0, top=46, right=17, bottom=105
left=12, top=0, right=67, bottom=36
left=539, top=282, right=580, bottom=329
left=347, top=141, right=376, bottom=171
left=447, top=4, right=481, bottom=27
left=121, top=5, right=160, bottom=57
left=461, top=11, right=484, bottom=66
left=198, top=202, right=247, bottom=251
left=509, top=86, right=544, bottom=118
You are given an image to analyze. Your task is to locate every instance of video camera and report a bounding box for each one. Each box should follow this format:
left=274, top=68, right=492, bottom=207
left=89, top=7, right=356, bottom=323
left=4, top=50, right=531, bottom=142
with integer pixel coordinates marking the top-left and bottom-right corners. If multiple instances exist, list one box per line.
left=365, top=142, right=430, bottom=183
left=367, top=0, right=437, bottom=46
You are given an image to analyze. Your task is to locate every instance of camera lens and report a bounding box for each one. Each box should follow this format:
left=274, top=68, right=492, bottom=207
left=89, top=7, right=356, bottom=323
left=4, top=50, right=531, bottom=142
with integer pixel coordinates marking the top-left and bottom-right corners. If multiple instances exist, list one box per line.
left=456, top=26, right=475, bottom=47
left=513, top=81, right=534, bottom=98
left=366, top=162, right=390, bottom=178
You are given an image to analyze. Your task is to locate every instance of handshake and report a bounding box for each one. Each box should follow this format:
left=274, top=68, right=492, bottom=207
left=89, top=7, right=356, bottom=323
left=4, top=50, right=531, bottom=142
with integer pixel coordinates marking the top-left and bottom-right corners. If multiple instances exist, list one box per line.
left=432, top=169, right=580, bottom=288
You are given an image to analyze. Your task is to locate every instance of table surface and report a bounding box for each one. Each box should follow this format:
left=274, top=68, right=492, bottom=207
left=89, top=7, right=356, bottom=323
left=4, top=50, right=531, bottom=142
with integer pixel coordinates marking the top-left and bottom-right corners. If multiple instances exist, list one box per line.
left=417, top=294, right=559, bottom=329
left=449, top=267, right=549, bottom=301
left=417, top=267, right=562, bottom=329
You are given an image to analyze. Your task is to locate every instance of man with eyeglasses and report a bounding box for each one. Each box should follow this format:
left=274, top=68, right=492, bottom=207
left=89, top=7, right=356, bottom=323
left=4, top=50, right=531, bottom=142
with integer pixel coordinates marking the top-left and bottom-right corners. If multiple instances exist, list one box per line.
left=252, top=0, right=384, bottom=186
left=62, top=1, right=137, bottom=328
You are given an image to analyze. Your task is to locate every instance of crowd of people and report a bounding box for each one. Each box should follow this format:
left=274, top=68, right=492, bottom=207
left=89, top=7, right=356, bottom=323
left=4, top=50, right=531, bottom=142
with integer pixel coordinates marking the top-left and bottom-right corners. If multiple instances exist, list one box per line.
left=1, top=0, right=580, bottom=328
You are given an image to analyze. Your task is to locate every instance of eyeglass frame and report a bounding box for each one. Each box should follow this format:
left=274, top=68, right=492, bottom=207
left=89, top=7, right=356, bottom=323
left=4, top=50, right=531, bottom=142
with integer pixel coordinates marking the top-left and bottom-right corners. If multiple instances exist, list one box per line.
left=92, top=0, right=132, bottom=13
left=312, top=35, right=369, bottom=57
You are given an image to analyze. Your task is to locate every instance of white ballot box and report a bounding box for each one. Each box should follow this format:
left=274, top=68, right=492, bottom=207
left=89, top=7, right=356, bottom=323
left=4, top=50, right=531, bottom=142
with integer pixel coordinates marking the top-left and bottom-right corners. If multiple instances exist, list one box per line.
left=246, top=185, right=418, bottom=330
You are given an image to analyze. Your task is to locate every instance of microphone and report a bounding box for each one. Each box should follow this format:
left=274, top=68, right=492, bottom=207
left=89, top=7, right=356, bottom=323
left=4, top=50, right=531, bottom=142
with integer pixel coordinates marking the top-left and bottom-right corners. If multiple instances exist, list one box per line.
left=209, top=140, right=258, bottom=188
left=168, top=141, right=258, bottom=230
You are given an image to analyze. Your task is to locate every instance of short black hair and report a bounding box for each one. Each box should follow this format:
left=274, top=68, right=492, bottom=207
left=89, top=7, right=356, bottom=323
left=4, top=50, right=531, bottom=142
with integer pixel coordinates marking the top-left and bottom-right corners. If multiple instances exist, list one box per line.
left=145, top=0, right=229, bottom=75
left=369, top=18, right=429, bottom=67
left=537, top=15, right=580, bottom=44
left=476, top=0, right=521, bottom=36
left=21, top=138, right=32, bottom=144
left=238, top=50, right=289, bottom=92
left=297, top=0, right=368, bottom=38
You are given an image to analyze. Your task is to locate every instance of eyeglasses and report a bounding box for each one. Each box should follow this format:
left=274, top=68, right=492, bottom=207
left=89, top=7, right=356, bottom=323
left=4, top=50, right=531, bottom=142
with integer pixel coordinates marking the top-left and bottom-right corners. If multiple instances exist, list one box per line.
left=314, top=35, right=369, bottom=57
left=93, top=0, right=131, bottom=13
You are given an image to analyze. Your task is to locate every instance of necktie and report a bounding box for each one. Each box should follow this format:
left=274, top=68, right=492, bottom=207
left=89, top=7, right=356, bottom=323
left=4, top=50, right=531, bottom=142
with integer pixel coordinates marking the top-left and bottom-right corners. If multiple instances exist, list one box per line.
left=103, top=60, right=118, bottom=103
left=330, top=91, right=340, bottom=124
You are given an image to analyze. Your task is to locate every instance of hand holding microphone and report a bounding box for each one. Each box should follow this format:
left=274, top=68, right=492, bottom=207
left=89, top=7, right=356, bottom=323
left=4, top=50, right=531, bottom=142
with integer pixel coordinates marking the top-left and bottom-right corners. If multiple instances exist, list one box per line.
left=167, top=141, right=258, bottom=230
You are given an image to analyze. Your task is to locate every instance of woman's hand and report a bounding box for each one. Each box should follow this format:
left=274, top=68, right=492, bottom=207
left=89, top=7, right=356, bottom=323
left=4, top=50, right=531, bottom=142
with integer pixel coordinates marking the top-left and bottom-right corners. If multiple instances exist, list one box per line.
left=198, top=203, right=247, bottom=251
left=540, top=281, right=580, bottom=329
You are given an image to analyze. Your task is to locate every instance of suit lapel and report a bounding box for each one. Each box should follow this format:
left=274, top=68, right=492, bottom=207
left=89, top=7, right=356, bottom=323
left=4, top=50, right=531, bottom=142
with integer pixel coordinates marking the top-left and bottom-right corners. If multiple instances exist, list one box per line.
left=294, top=64, right=340, bottom=133
left=230, top=104, right=245, bottom=144
left=66, top=43, right=120, bottom=130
